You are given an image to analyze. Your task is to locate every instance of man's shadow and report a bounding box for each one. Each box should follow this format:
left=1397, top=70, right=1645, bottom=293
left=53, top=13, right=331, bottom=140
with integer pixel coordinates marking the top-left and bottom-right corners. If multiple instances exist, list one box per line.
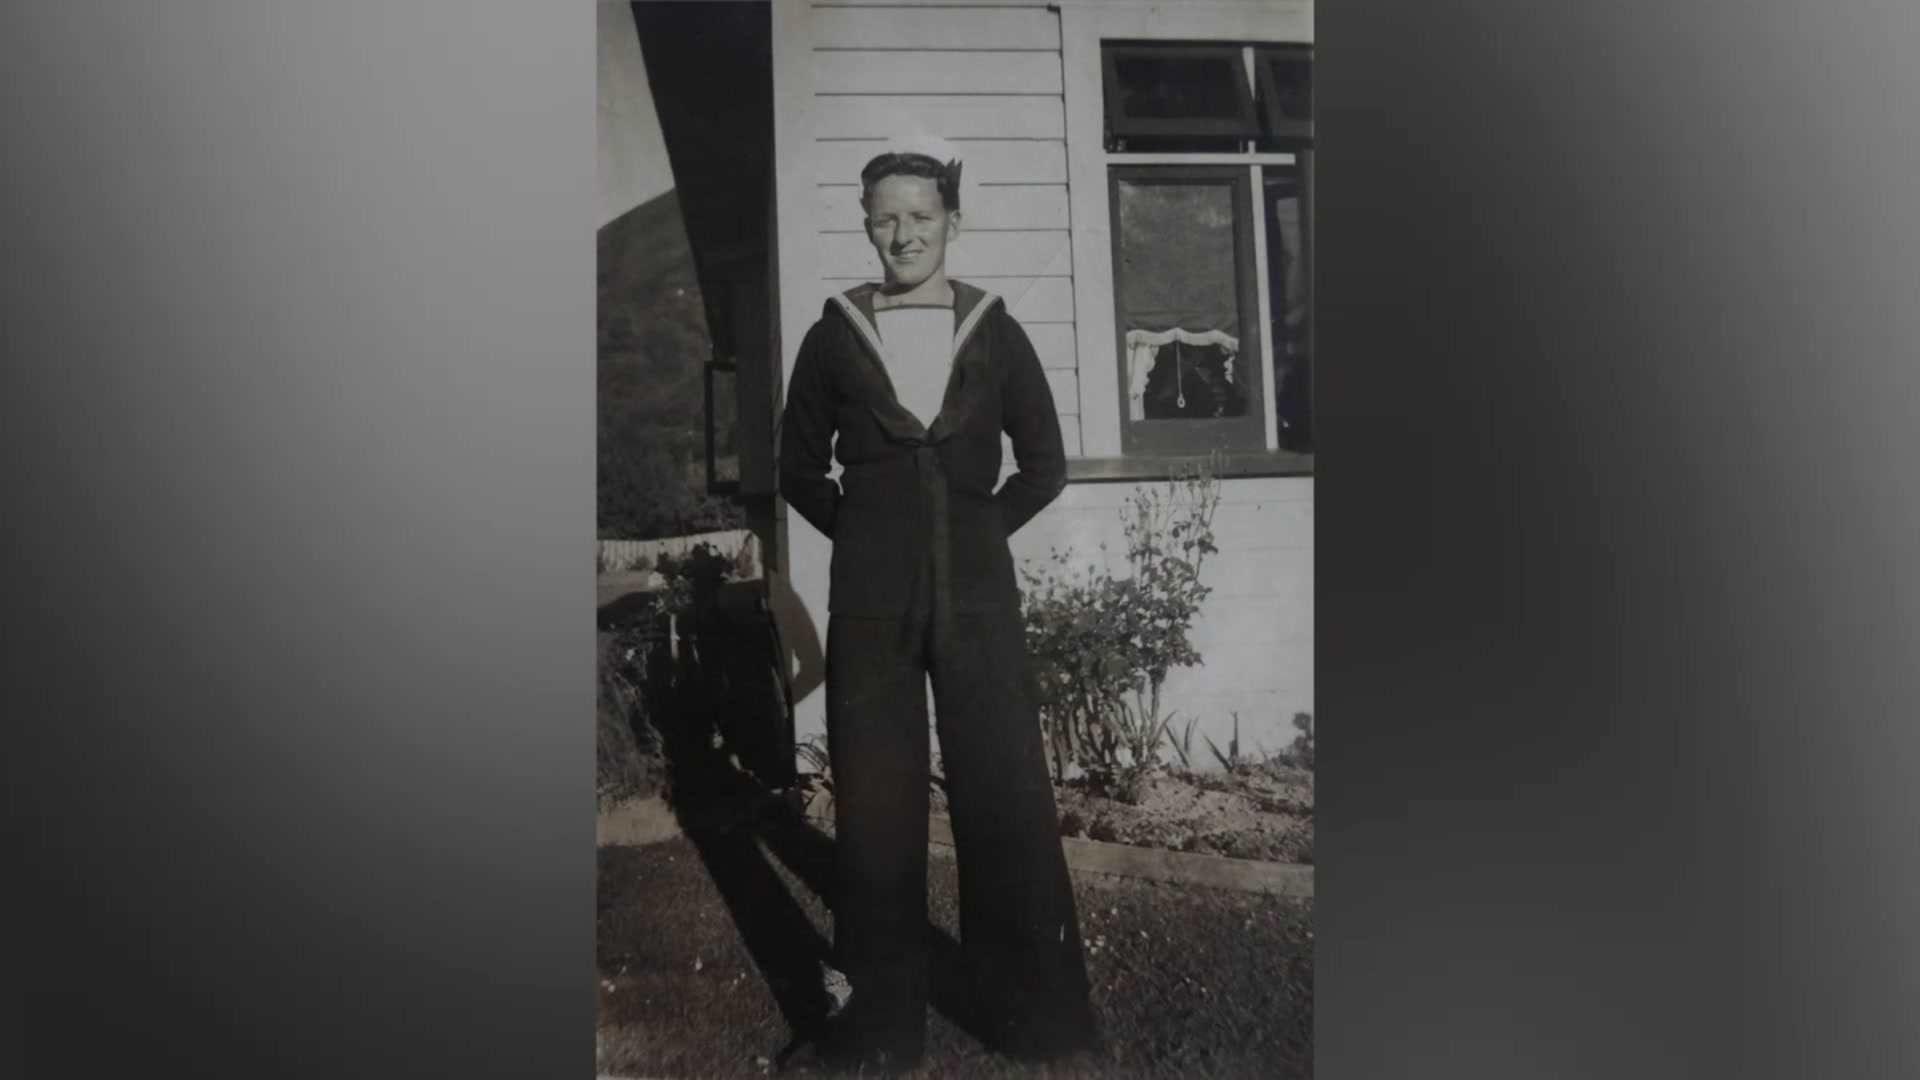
left=628, top=562, right=990, bottom=1067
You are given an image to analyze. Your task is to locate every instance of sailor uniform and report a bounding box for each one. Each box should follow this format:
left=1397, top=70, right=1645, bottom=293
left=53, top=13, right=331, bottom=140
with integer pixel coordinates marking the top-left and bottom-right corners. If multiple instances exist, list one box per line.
left=779, top=280, right=1097, bottom=1063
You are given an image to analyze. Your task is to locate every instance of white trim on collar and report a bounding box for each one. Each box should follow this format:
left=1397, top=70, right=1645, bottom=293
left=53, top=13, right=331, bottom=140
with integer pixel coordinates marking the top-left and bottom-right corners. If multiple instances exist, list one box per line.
left=831, top=289, right=1002, bottom=364
left=950, top=291, right=1001, bottom=361
left=828, top=293, right=888, bottom=363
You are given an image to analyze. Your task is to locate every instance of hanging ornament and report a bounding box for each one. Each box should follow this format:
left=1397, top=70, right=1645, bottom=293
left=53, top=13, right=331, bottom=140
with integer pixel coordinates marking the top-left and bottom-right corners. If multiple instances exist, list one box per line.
left=1174, top=338, right=1187, bottom=410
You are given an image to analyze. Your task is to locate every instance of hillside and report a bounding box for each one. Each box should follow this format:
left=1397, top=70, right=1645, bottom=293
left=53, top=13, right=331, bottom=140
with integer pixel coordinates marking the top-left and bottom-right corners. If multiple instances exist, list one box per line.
left=598, top=190, right=744, bottom=540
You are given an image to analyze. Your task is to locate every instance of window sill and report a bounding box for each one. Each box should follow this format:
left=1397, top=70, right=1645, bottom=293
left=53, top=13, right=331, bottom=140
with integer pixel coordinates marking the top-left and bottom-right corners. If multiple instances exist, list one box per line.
left=1064, top=449, right=1314, bottom=483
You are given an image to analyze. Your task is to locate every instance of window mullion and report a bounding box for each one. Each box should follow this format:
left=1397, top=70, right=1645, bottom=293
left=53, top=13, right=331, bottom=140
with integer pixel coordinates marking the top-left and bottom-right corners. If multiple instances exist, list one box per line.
left=1250, top=163, right=1279, bottom=451
left=1105, top=152, right=1296, bottom=166
left=1243, top=44, right=1258, bottom=155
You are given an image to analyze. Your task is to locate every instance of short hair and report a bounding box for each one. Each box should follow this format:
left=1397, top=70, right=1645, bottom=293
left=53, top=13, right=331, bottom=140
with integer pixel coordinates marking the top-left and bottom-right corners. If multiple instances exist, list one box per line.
left=858, top=152, right=963, bottom=212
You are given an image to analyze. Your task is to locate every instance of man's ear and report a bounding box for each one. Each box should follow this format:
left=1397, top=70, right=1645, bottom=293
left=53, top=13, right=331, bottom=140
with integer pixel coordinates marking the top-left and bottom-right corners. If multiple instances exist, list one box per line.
left=946, top=210, right=962, bottom=240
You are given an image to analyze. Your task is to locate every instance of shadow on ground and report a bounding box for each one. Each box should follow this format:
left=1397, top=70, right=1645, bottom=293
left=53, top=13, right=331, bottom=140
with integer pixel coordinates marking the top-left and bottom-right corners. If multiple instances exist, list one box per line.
left=598, top=566, right=1007, bottom=1073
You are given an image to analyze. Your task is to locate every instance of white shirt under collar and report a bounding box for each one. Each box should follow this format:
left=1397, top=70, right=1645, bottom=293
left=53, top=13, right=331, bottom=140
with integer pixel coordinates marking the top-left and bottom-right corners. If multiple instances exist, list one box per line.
left=872, top=305, right=954, bottom=427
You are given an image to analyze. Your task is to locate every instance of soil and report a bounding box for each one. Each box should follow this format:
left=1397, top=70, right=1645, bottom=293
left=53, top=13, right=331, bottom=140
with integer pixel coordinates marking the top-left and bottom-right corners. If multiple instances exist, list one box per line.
left=930, top=763, right=1314, bottom=866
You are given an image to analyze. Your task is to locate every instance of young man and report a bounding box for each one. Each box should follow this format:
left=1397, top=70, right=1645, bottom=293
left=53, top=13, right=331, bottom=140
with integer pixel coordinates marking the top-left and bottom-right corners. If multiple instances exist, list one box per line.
left=779, top=152, right=1100, bottom=1071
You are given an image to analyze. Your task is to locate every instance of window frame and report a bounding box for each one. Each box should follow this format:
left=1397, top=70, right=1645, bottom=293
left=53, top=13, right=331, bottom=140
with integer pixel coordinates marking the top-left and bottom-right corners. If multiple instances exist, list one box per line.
left=1107, top=164, right=1266, bottom=456
left=703, top=358, right=740, bottom=495
left=1101, top=42, right=1261, bottom=142
left=1262, top=149, right=1314, bottom=453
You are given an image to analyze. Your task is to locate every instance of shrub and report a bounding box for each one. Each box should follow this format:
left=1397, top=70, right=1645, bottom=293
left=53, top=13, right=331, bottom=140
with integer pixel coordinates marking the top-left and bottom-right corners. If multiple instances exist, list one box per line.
left=594, top=542, right=751, bottom=811
left=596, top=631, right=665, bottom=809
left=597, top=428, right=745, bottom=541
left=1280, top=711, right=1314, bottom=771
left=650, top=542, right=736, bottom=617
left=1020, top=463, right=1221, bottom=794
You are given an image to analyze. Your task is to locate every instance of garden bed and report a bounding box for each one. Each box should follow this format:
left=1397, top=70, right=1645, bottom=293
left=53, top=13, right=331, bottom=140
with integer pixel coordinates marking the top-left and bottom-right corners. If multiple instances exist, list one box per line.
left=926, top=761, right=1314, bottom=866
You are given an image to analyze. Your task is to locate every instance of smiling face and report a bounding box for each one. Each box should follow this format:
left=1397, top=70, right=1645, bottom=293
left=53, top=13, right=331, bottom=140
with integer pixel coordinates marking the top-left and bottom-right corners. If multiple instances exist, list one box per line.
left=862, top=174, right=960, bottom=291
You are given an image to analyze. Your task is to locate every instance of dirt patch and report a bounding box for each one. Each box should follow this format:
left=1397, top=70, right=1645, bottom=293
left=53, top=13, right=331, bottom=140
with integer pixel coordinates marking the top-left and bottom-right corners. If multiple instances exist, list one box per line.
left=1041, top=765, right=1313, bottom=865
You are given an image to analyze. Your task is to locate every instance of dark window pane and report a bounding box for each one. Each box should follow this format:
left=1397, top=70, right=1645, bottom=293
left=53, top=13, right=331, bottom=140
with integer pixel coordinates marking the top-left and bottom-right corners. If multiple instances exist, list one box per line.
left=1255, top=46, right=1313, bottom=142
left=1103, top=44, right=1258, bottom=138
left=1115, top=178, right=1248, bottom=422
left=1114, top=53, right=1242, bottom=120
left=1264, top=55, right=1311, bottom=124
left=1264, top=167, right=1312, bottom=451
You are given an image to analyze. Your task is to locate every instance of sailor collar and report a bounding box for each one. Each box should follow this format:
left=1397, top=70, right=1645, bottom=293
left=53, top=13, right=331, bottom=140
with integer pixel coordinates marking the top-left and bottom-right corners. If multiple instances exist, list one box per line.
left=827, top=280, right=1002, bottom=443
left=829, top=280, right=1001, bottom=369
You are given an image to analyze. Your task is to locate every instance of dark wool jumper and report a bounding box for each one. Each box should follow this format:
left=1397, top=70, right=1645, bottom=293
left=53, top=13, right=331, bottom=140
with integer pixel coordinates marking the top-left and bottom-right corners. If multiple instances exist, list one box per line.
left=778, top=279, right=1069, bottom=625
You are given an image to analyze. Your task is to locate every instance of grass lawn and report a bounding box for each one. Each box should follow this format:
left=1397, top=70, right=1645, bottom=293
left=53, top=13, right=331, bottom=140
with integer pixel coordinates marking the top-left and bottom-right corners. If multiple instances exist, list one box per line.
left=597, top=818, right=1312, bottom=1079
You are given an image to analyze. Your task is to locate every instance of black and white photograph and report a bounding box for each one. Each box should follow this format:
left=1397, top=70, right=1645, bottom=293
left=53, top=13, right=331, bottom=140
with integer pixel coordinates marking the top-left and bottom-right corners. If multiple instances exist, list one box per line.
left=596, top=2, right=1315, bottom=1075
left=19, top=3, right=1920, bottom=1080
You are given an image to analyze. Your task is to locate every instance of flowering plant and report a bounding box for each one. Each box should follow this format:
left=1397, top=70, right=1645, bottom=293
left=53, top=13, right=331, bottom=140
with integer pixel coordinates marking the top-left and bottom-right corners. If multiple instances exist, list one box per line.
left=1020, top=464, right=1220, bottom=799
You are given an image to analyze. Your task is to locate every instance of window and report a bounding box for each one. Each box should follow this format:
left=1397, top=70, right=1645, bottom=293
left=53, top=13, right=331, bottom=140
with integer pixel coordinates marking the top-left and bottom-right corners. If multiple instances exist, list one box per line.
left=1102, top=41, right=1313, bottom=457
left=1110, top=167, right=1263, bottom=451
left=1103, top=44, right=1259, bottom=144
left=704, top=358, right=739, bottom=493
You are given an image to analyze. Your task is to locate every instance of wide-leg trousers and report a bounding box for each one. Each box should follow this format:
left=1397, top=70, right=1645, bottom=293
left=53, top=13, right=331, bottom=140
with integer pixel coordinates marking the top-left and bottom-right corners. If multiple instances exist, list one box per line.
left=824, top=604, right=1098, bottom=1061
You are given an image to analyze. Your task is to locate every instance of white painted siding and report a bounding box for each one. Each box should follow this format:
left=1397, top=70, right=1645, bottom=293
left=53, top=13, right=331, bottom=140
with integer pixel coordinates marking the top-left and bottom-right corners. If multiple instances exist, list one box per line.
left=1023, top=323, right=1078, bottom=369
left=812, top=50, right=1062, bottom=94
left=812, top=5, right=1060, bottom=49
left=813, top=96, right=1065, bottom=140
left=814, top=0, right=1052, bottom=6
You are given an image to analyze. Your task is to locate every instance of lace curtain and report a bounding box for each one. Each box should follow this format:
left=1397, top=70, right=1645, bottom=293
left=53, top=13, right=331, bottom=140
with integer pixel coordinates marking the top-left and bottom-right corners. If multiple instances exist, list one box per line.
left=1114, top=179, right=1243, bottom=421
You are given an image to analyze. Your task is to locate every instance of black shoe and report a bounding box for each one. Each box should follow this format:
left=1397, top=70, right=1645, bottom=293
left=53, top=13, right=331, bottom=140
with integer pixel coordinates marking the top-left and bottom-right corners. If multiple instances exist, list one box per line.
left=995, top=1010, right=1104, bottom=1065
left=816, top=1008, right=925, bottom=1075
